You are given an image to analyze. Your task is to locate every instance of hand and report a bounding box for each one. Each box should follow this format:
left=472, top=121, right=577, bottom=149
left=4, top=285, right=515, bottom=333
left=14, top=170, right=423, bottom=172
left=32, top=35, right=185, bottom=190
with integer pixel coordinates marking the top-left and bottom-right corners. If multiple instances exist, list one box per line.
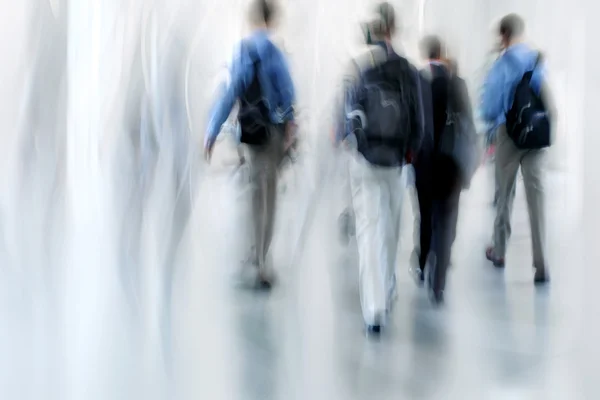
left=284, top=121, right=298, bottom=153
left=331, top=127, right=340, bottom=148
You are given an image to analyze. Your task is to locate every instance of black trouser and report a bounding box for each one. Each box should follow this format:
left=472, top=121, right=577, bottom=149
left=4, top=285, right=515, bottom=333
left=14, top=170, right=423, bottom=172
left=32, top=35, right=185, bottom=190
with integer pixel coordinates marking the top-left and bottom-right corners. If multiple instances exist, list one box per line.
left=416, top=153, right=461, bottom=293
left=414, top=161, right=433, bottom=271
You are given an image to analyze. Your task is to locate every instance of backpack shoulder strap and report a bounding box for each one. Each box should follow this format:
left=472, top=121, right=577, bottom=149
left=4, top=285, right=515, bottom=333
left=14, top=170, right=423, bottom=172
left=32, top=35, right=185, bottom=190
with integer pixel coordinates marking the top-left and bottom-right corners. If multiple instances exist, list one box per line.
left=532, top=52, right=543, bottom=71
left=241, top=38, right=260, bottom=67
left=351, top=45, right=388, bottom=76
left=504, top=49, right=542, bottom=75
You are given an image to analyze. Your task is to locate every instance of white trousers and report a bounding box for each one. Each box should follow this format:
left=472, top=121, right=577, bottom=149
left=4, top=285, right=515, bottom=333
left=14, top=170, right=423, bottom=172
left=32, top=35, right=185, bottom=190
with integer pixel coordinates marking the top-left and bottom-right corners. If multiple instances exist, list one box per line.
left=349, top=153, right=404, bottom=325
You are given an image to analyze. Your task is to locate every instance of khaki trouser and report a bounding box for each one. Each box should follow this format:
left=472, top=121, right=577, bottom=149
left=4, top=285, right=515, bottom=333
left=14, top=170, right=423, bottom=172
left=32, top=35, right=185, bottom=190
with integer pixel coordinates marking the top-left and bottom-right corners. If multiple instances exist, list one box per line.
left=243, top=130, right=285, bottom=270
left=492, top=125, right=547, bottom=269
left=349, top=153, right=404, bottom=326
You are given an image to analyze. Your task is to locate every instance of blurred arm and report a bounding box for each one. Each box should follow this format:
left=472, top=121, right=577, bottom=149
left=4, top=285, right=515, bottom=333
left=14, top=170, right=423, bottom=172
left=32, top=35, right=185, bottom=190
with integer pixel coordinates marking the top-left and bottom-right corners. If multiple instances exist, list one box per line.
left=271, top=48, right=296, bottom=123
left=205, top=42, right=254, bottom=146
left=335, top=62, right=363, bottom=144
left=481, top=60, right=505, bottom=123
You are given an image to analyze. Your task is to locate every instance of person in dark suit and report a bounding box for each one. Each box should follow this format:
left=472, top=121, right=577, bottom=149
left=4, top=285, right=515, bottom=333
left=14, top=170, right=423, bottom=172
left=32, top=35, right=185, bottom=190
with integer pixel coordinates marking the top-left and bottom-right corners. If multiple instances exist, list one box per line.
left=410, top=36, right=472, bottom=304
left=409, top=60, right=435, bottom=286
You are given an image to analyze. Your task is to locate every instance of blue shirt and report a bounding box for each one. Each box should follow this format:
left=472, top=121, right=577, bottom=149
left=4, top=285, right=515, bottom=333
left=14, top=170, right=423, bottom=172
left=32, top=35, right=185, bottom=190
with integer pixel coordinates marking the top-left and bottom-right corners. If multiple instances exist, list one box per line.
left=206, top=30, right=296, bottom=145
left=481, top=43, right=544, bottom=126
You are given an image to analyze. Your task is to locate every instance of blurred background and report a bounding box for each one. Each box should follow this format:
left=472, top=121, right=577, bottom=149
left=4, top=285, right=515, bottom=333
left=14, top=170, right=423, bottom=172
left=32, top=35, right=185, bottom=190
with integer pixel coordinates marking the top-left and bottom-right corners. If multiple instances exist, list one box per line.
left=0, top=0, right=597, bottom=399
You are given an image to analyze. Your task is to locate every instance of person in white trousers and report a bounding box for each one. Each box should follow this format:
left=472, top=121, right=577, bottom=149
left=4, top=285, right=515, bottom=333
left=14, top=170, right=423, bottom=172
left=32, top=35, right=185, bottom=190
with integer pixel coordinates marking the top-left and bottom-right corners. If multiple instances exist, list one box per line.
left=334, top=2, right=424, bottom=332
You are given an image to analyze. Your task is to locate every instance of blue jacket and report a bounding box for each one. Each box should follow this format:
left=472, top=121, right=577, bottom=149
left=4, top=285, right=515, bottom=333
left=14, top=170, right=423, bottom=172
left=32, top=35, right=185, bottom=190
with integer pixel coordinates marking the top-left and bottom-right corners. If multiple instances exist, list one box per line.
left=206, top=30, right=296, bottom=146
left=481, top=43, right=544, bottom=126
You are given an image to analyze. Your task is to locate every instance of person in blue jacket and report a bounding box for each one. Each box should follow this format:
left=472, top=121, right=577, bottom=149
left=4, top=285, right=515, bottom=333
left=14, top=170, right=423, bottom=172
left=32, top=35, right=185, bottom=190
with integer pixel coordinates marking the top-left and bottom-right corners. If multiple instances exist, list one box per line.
left=204, top=0, right=297, bottom=288
left=481, top=14, right=552, bottom=283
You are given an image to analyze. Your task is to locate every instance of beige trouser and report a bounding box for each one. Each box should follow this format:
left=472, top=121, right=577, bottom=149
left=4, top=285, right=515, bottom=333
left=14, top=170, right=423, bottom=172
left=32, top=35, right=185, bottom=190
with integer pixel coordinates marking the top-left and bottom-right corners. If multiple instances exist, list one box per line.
left=243, top=130, right=285, bottom=270
left=493, top=125, right=547, bottom=269
left=349, top=153, right=404, bottom=326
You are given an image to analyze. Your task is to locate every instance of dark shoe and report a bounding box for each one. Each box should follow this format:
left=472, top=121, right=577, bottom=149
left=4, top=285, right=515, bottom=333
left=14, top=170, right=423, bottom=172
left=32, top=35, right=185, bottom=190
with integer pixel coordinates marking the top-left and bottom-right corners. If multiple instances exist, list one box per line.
left=429, top=289, right=444, bottom=306
left=534, top=268, right=550, bottom=285
left=257, top=269, right=276, bottom=290
left=257, top=277, right=273, bottom=290
left=486, top=246, right=505, bottom=268
left=364, top=311, right=387, bottom=334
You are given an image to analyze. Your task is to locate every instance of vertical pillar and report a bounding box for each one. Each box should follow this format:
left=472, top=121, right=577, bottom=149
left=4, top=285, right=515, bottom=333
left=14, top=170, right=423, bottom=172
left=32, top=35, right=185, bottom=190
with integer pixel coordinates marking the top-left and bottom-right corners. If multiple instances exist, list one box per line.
left=64, top=1, right=119, bottom=399
left=583, top=6, right=600, bottom=276
left=579, top=2, right=600, bottom=390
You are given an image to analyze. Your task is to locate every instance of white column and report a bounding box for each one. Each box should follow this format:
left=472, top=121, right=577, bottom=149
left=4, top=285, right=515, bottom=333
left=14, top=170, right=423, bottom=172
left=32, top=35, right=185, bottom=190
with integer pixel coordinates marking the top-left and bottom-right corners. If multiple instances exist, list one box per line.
left=64, top=1, right=121, bottom=398
left=583, top=3, right=600, bottom=283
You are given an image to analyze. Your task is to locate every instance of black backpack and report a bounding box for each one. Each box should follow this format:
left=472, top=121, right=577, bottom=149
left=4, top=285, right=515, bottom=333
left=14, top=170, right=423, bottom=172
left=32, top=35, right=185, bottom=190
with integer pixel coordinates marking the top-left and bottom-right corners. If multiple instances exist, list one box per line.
left=351, top=48, right=418, bottom=167
left=237, top=41, right=272, bottom=146
left=505, top=53, right=551, bottom=149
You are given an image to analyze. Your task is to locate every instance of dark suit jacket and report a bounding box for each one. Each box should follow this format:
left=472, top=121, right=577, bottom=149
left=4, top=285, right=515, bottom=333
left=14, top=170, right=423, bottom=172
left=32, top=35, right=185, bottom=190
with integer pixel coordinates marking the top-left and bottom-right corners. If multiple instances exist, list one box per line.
left=418, top=63, right=474, bottom=198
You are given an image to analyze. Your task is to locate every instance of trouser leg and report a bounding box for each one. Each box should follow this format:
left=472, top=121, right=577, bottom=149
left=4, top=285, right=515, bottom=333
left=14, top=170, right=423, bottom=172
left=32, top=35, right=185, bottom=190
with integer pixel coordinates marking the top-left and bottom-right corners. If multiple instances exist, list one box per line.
left=494, top=152, right=500, bottom=205
left=350, top=155, right=401, bottom=325
left=350, top=156, right=384, bottom=325
left=492, top=126, right=521, bottom=258
left=520, top=149, right=548, bottom=270
left=247, top=150, right=268, bottom=267
left=430, top=186, right=460, bottom=293
left=246, top=133, right=283, bottom=269
left=415, top=171, right=433, bottom=271
left=385, top=167, right=404, bottom=299
left=408, top=166, right=421, bottom=255
left=262, top=163, right=278, bottom=265
left=414, top=150, right=434, bottom=272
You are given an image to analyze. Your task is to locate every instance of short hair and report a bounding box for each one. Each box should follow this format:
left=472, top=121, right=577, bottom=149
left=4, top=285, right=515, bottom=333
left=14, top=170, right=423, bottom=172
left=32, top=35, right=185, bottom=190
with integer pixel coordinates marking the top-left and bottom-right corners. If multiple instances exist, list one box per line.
left=420, top=35, right=443, bottom=59
left=499, top=13, right=525, bottom=41
left=250, top=0, right=277, bottom=26
left=371, top=2, right=396, bottom=37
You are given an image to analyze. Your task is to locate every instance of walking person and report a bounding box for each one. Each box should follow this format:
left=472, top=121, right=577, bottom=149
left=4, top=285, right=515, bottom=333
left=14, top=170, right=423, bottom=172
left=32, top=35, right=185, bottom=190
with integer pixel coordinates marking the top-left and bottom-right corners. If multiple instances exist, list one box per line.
left=204, top=0, right=297, bottom=289
left=413, top=38, right=478, bottom=303
left=335, top=2, right=424, bottom=331
left=481, top=14, right=555, bottom=283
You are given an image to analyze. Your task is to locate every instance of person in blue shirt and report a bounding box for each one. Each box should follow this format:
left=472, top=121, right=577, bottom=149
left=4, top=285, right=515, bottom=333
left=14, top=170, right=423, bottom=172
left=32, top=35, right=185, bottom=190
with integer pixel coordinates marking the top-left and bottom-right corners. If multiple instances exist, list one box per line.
left=204, top=0, right=296, bottom=289
left=481, top=14, right=551, bottom=284
left=204, top=2, right=295, bottom=156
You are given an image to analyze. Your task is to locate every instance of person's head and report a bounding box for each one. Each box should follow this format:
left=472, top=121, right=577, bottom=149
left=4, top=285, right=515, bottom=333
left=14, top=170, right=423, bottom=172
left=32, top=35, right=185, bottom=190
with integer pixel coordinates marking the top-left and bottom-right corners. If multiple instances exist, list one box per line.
left=366, top=2, right=397, bottom=42
left=420, top=35, right=443, bottom=60
left=498, top=13, right=525, bottom=49
left=249, top=0, right=278, bottom=29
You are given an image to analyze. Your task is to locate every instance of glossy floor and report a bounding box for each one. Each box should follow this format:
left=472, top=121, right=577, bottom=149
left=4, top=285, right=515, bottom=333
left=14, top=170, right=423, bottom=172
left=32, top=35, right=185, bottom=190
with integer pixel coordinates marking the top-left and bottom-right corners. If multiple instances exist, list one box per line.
left=0, top=152, right=593, bottom=400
